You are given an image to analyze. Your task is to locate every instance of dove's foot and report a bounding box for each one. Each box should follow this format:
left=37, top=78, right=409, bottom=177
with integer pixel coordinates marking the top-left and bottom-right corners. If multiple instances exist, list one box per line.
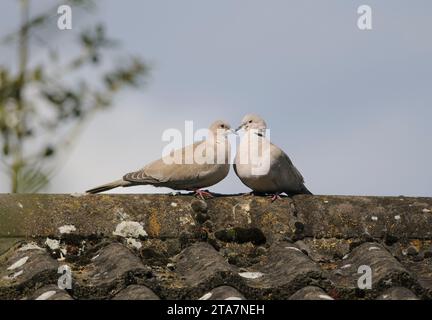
left=269, top=193, right=282, bottom=202
left=194, top=189, right=214, bottom=200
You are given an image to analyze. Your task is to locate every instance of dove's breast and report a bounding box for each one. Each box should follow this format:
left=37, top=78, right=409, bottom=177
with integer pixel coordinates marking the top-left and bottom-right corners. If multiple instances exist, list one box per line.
left=234, top=135, right=279, bottom=193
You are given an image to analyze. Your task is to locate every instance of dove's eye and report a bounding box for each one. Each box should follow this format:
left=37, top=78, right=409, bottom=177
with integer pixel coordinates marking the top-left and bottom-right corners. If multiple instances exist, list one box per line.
left=220, top=124, right=225, bottom=128
left=248, top=120, right=252, bottom=123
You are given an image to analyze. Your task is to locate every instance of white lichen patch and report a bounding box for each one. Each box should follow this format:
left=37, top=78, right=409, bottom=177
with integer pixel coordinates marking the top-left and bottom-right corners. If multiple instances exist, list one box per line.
left=285, top=246, right=302, bottom=252
left=232, top=202, right=252, bottom=224
left=91, top=254, right=100, bottom=261
left=323, top=200, right=329, bottom=204
left=170, top=202, right=178, bottom=207
left=199, top=292, right=212, bottom=300
left=225, top=297, right=243, bottom=300
left=179, top=215, right=195, bottom=226
left=368, top=246, right=380, bottom=251
left=340, top=264, right=352, bottom=269
left=342, top=254, right=349, bottom=260
left=70, top=193, right=85, bottom=198
left=126, top=238, right=142, bottom=250
left=241, top=203, right=252, bottom=223
left=394, top=215, right=401, bottom=220
left=113, top=221, right=147, bottom=238
left=45, top=238, right=60, bottom=251
left=245, top=211, right=252, bottom=224
left=18, top=242, right=43, bottom=251
left=318, top=294, right=334, bottom=300
left=371, top=216, right=378, bottom=221
left=239, top=272, right=264, bottom=279
left=35, top=291, right=57, bottom=300
left=422, top=208, right=431, bottom=213
left=17, top=202, right=24, bottom=209
left=7, top=256, right=29, bottom=270
left=58, top=225, right=76, bottom=234
left=240, top=203, right=251, bottom=212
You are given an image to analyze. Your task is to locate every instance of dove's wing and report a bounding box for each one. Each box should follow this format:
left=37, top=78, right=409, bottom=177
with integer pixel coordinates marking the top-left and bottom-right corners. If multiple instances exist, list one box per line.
left=124, top=140, right=229, bottom=190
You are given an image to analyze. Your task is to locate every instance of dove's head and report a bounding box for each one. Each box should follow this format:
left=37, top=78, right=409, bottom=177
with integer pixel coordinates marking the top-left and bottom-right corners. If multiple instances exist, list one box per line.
left=237, top=114, right=267, bottom=132
left=209, top=120, right=234, bottom=139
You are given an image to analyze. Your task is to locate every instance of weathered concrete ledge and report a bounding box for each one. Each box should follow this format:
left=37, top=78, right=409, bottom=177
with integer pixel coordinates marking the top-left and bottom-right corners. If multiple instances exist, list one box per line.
left=1, top=194, right=431, bottom=245
left=1, top=194, right=432, bottom=300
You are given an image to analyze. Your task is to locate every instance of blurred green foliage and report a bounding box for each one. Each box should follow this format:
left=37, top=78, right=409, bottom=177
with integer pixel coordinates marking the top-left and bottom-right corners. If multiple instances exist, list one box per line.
left=0, top=0, right=149, bottom=193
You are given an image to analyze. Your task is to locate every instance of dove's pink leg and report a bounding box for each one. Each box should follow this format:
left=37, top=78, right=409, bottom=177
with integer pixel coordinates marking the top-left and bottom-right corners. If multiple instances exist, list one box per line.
left=269, top=193, right=282, bottom=202
left=194, top=189, right=214, bottom=200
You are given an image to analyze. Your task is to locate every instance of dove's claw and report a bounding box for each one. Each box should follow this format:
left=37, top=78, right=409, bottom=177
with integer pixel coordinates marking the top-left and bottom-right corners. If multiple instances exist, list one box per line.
left=194, top=189, right=214, bottom=200
left=269, top=193, right=282, bottom=202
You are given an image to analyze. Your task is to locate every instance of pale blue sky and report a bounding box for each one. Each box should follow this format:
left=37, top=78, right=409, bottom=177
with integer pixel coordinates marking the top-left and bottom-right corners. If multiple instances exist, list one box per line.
left=1, top=0, right=431, bottom=196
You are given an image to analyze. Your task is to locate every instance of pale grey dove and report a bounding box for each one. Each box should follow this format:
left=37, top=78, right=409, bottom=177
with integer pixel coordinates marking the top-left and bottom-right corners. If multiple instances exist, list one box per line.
left=234, top=114, right=312, bottom=200
left=86, top=120, right=232, bottom=198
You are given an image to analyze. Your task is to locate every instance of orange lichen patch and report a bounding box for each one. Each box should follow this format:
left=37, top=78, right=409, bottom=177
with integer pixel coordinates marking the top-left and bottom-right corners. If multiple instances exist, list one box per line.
left=312, top=238, right=351, bottom=251
left=409, top=239, right=422, bottom=251
left=148, top=211, right=161, bottom=238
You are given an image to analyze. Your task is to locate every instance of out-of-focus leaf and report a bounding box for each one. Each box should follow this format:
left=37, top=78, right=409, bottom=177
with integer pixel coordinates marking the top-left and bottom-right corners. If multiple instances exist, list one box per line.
left=32, top=66, right=43, bottom=82
left=43, top=145, right=55, bottom=157
left=102, top=57, right=148, bottom=93
left=2, top=143, right=9, bottom=156
left=1, top=13, right=49, bottom=44
left=24, top=128, right=33, bottom=137
left=81, top=33, right=93, bottom=48
left=41, top=90, right=66, bottom=105
left=94, top=92, right=111, bottom=108
left=91, top=53, right=99, bottom=64
left=1, top=1, right=150, bottom=194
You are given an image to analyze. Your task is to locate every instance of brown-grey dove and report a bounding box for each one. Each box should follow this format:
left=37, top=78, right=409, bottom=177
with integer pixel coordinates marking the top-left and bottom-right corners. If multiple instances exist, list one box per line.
left=234, top=114, right=312, bottom=200
left=86, top=120, right=232, bottom=198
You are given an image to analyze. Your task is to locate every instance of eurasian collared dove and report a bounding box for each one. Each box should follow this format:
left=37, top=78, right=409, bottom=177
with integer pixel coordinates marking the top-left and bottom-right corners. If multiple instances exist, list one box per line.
left=86, top=120, right=232, bottom=198
left=234, top=114, right=312, bottom=200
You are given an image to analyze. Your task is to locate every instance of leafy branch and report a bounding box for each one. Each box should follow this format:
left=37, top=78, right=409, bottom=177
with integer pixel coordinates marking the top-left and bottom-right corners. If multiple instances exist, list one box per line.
left=0, top=0, right=149, bottom=193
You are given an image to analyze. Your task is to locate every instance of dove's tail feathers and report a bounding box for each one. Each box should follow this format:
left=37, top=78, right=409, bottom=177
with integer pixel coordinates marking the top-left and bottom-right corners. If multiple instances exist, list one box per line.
left=86, top=179, right=133, bottom=194
left=286, top=185, right=313, bottom=196
left=300, top=185, right=313, bottom=195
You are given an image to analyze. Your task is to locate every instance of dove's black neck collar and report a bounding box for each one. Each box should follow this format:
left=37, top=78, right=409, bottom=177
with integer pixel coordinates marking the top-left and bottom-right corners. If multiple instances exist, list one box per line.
left=254, top=132, right=264, bottom=137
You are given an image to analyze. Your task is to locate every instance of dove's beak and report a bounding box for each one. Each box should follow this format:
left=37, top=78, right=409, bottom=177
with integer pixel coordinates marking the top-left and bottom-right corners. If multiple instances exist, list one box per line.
left=235, top=124, right=244, bottom=132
